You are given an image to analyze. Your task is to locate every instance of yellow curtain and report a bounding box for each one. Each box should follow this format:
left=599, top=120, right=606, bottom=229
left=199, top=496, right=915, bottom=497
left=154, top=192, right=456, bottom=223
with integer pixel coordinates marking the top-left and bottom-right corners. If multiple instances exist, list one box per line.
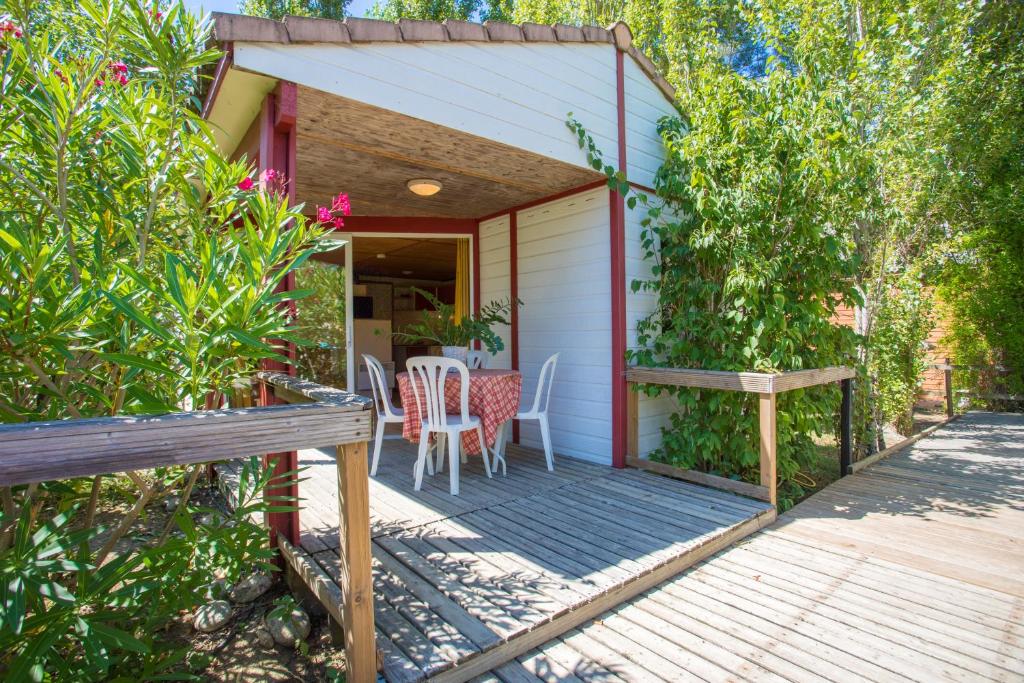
left=454, top=238, right=471, bottom=322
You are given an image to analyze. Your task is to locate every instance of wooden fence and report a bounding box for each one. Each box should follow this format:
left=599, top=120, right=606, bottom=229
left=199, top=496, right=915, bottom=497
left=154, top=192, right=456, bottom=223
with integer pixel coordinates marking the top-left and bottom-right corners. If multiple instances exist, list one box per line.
left=626, top=366, right=856, bottom=506
left=0, top=374, right=378, bottom=683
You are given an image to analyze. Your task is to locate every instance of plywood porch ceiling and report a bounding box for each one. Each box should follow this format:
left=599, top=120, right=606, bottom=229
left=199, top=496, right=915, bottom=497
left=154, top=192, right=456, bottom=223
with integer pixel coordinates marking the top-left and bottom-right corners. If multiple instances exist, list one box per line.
left=294, top=85, right=600, bottom=219
left=314, top=237, right=457, bottom=281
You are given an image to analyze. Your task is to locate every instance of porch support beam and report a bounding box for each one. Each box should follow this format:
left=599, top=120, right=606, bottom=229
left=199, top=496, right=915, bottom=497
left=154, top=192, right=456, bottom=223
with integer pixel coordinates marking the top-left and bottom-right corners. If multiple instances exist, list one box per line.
left=259, top=82, right=301, bottom=550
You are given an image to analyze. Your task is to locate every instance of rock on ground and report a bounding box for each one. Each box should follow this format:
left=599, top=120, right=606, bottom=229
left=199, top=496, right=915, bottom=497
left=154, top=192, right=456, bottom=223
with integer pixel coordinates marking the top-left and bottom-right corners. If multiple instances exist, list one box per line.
left=265, top=606, right=311, bottom=647
left=193, top=600, right=232, bottom=633
left=256, top=627, right=276, bottom=650
left=230, top=573, right=272, bottom=603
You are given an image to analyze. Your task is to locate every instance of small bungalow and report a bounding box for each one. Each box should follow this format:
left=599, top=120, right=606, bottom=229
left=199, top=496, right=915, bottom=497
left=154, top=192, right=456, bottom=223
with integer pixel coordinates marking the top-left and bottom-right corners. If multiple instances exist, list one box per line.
left=202, top=12, right=679, bottom=468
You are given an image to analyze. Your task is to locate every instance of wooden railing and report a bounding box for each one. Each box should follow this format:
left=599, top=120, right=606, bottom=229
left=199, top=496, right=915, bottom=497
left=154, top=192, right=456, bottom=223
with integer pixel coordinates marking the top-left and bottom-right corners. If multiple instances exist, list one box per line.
left=930, top=361, right=1019, bottom=417
left=0, top=375, right=378, bottom=683
left=626, top=366, right=856, bottom=506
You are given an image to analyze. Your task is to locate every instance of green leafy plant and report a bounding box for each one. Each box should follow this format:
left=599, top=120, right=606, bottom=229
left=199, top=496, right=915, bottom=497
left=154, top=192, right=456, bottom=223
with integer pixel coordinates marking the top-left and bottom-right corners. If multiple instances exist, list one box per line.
left=0, top=0, right=333, bottom=678
left=293, top=261, right=347, bottom=387
left=870, top=274, right=933, bottom=435
left=0, top=458, right=296, bottom=681
left=392, top=287, right=520, bottom=355
left=569, top=56, right=866, bottom=507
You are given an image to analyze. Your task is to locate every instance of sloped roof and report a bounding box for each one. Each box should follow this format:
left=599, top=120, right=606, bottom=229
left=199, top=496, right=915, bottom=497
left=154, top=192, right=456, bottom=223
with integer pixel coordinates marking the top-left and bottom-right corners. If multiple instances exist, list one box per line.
left=209, top=13, right=675, bottom=101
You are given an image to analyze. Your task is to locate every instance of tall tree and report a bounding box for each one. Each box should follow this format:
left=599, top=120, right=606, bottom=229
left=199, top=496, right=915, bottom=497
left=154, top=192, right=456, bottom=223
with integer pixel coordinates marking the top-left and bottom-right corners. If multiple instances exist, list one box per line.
left=239, top=0, right=349, bottom=20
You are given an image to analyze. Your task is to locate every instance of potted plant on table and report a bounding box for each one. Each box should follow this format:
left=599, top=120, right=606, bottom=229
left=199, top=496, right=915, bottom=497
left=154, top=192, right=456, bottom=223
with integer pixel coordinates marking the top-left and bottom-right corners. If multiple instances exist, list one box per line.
left=392, top=288, right=520, bottom=364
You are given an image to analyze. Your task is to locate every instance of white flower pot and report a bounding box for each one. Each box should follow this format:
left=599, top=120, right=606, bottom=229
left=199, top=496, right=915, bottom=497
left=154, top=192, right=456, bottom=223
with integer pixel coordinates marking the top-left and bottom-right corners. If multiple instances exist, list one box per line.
left=441, top=346, right=469, bottom=365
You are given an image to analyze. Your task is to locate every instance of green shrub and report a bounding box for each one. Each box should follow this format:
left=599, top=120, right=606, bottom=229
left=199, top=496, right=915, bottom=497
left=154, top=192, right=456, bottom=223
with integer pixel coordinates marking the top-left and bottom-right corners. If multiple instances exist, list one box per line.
left=571, top=59, right=866, bottom=507
left=0, top=458, right=290, bottom=680
left=0, top=0, right=334, bottom=678
left=869, top=274, right=932, bottom=435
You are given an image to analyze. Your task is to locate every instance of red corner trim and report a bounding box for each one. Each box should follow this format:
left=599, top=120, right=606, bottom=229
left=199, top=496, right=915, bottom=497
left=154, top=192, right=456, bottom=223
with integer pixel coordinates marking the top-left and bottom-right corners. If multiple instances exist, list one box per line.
left=610, top=49, right=628, bottom=469
left=473, top=226, right=482, bottom=316
left=510, top=210, right=520, bottom=444
left=257, top=88, right=300, bottom=550
left=274, top=81, right=297, bottom=132
left=477, top=179, right=607, bottom=223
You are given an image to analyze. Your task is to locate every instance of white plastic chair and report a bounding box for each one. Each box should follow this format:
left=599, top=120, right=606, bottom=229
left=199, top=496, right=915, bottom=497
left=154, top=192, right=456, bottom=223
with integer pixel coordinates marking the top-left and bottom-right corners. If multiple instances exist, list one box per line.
left=406, top=357, right=491, bottom=495
left=364, top=354, right=426, bottom=478
left=466, top=350, right=489, bottom=369
left=498, top=353, right=559, bottom=471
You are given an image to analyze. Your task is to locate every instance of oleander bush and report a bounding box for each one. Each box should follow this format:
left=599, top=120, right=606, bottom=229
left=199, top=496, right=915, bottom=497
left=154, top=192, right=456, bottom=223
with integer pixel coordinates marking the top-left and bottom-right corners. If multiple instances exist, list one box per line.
left=0, top=0, right=334, bottom=678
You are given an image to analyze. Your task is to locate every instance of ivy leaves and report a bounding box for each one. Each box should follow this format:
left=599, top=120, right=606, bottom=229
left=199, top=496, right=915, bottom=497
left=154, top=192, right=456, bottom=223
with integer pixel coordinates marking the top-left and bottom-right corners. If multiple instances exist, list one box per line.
left=569, top=66, right=863, bottom=506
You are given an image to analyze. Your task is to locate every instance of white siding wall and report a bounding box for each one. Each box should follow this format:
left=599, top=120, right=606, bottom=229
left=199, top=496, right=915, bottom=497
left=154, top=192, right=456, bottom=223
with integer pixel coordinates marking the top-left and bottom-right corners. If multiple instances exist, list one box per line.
left=477, top=216, right=512, bottom=370
left=625, top=190, right=676, bottom=457
left=623, top=57, right=677, bottom=189
left=233, top=41, right=618, bottom=172
left=516, top=187, right=612, bottom=464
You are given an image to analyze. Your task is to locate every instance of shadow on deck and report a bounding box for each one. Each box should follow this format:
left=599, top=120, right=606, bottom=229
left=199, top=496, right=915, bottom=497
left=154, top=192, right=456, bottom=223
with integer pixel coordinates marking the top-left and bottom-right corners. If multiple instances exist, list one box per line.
left=217, top=437, right=775, bottom=682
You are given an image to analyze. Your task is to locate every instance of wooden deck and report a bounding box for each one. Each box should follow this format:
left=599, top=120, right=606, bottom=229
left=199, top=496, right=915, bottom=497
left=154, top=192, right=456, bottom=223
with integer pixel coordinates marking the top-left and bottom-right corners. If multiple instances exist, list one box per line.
left=484, top=412, right=1024, bottom=682
left=217, top=435, right=775, bottom=681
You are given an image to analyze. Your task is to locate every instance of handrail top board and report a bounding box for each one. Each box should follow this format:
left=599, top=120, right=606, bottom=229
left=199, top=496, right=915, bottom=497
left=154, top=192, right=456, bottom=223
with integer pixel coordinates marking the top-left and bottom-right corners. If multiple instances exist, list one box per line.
left=0, top=401, right=351, bottom=440
left=258, top=371, right=372, bottom=410
left=0, top=402, right=371, bottom=486
left=627, top=365, right=855, bottom=394
left=0, top=373, right=373, bottom=487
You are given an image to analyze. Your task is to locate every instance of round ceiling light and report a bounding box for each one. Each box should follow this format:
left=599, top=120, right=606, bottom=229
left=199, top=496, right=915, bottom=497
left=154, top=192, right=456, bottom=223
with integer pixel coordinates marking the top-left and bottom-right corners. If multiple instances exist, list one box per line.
left=407, top=178, right=443, bottom=197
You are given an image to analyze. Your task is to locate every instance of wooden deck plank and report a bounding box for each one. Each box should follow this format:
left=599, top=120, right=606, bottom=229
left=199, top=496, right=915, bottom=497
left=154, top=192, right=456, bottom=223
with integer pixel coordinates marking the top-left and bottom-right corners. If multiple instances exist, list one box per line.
left=480, top=412, right=1024, bottom=683
left=735, top=538, right=1024, bottom=641
left=711, top=549, right=1024, bottom=673
left=520, top=638, right=623, bottom=682
left=683, top=563, right=978, bottom=682
left=755, top=531, right=1024, bottom=620
left=700, top=556, right=1016, bottom=679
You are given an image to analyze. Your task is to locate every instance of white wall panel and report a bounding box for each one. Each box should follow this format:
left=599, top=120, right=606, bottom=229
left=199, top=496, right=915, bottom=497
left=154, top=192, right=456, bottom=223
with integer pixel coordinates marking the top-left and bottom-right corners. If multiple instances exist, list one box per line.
left=478, top=215, right=511, bottom=370
left=623, top=57, right=677, bottom=189
left=234, top=41, right=619, bottom=172
left=516, top=187, right=612, bottom=464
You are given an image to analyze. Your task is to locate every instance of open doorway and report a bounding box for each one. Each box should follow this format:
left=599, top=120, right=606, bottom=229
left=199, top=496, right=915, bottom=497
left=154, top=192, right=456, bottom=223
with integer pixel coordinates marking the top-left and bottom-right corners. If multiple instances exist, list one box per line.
left=350, top=236, right=461, bottom=397
left=294, top=234, right=471, bottom=395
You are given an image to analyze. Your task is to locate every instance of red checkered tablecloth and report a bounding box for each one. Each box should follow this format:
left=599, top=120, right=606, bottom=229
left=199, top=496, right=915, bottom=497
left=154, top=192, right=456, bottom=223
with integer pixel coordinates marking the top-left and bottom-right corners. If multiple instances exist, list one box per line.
left=397, top=369, right=522, bottom=455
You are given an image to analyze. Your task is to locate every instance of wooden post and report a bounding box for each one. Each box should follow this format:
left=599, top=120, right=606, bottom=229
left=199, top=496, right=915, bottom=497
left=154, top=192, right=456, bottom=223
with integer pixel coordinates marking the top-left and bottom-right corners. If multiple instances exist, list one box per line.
left=258, top=381, right=300, bottom=550
left=336, top=441, right=375, bottom=682
left=626, top=386, right=639, bottom=460
left=840, top=378, right=853, bottom=476
left=944, top=358, right=954, bottom=418
left=758, top=392, right=777, bottom=507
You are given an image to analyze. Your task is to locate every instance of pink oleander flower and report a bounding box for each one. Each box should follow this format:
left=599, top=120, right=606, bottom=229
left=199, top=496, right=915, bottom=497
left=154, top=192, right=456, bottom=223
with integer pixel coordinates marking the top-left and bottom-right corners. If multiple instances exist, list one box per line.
left=110, top=61, right=128, bottom=74
left=332, top=216, right=345, bottom=229
left=150, top=9, right=163, bottom=21
left=2, top=19, right=25, bottom=39
left=331, top=192, right=351, bottom=216
left=261, top=168, right=278, bottom=183
left=237, top=177, right=254, bottom=191
left=94, top=78, right=104, bottom=87
left=316, top=206, right=332, bottom=223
